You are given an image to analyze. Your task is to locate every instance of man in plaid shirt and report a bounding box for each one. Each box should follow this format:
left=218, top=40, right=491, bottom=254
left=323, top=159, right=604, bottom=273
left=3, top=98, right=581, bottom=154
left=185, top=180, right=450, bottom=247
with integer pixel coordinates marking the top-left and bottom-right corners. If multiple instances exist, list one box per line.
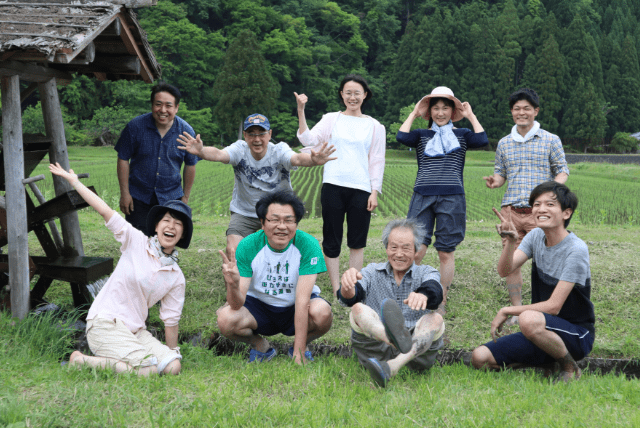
left=483, top=88, right=569, bottom=326
left=337, top=218, right=444, bottom=387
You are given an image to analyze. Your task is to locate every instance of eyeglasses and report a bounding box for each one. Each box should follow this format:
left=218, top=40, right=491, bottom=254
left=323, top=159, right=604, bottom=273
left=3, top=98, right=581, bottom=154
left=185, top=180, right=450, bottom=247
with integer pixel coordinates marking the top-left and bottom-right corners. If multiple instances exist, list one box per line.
left=265, top=217, right=297, bottom=226
left=245, top=131, right=269, bottom=137
left=342, top=91, right=363, bottom=97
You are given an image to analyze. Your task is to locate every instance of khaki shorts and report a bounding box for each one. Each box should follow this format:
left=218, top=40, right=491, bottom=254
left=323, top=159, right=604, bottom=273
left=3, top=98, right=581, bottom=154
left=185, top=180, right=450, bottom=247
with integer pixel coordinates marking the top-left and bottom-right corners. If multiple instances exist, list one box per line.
left=500, top=205, right=537, bottom=248
left=86, top=317, right=181, bottom=372
left=349, top=311, right=445, bottom=372
left=226, top=212, right=262, bottom=238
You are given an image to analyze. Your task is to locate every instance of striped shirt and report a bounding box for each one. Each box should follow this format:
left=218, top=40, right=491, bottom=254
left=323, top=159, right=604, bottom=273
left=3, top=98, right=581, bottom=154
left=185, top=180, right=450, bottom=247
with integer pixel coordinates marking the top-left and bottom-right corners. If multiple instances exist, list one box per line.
left=495, top=129, right=569, bottom=207
left=396, top=128, right=488, bottom=196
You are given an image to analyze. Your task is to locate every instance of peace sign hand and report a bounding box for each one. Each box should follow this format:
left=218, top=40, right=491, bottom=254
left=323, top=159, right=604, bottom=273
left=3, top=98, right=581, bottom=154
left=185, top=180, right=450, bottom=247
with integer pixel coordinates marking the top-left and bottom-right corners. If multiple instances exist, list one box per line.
left=219, top=250, right=240, bottom=287
left=492, top=207, right=517, bottom=242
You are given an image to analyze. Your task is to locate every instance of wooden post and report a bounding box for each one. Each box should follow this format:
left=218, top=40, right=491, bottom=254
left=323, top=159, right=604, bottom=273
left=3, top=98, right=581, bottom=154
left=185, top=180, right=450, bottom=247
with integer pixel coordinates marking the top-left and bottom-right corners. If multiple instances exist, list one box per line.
left=2, top=75, right=30, bottom=319
left=38, top=78, right=84, bottom=257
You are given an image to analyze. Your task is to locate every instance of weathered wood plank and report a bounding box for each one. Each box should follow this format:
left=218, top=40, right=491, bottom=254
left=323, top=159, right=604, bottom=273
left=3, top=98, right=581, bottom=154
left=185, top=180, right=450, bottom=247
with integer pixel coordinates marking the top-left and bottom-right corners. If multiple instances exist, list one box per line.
left=117, top=13, right=152, bottom=82
left=0, top=60, right=72, bottom=84
left=1, top=75, right=30, bottom=319
left=39, top=78, right=85, bottom=257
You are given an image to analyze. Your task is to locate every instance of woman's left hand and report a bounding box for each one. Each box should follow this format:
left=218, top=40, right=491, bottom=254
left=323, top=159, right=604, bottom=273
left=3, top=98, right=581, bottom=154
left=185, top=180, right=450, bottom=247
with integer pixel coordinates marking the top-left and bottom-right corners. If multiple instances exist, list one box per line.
left=367, top=191, right=378, bottom=212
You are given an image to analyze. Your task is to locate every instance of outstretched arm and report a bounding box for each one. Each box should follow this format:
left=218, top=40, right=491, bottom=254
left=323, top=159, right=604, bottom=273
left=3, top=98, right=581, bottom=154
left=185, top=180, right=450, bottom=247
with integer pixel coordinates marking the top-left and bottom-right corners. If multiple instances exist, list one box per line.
left=290, top=141, right=337, bottom=167
left=49, top=163, right=115, bottom=223
left=177, top=132, right=230, bottom=164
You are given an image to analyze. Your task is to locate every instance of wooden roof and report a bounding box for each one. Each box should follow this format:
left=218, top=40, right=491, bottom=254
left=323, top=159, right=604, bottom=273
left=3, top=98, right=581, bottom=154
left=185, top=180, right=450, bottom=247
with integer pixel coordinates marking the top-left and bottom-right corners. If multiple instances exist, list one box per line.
left=0, top=0, right=161, bottom=83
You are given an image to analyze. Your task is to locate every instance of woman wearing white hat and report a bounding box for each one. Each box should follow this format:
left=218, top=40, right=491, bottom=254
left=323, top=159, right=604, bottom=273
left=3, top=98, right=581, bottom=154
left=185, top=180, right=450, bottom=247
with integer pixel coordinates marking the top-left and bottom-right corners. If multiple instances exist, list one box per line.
left=396, top=86, right=488, bottom=314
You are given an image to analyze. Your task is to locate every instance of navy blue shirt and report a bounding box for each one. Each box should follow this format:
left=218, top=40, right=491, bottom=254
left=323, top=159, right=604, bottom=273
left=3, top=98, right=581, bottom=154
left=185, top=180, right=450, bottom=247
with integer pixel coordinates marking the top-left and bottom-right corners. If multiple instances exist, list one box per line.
left=115, top=113, right=199, bottom=204
left=396, top=128, right=488, bottom=196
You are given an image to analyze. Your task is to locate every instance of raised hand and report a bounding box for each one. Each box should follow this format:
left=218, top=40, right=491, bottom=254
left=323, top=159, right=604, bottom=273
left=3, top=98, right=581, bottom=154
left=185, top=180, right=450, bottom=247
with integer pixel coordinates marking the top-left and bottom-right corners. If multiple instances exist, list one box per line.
left=219, top=250, right=240, bottom=287
left=492, top=207, right=517, bottom=241
left=310, top=141, right=337, bottom=165
left=404, top=292, right=428, bottom=311
left=294, top=92, right=308, bottom=111
left=177, top=132, right=204, bottom=156
left=340, top=267, right=362, bottom=298
left=459, top=101, right=474, bottom=119
left=412, top=99, right=428, bottom=119
left=49, top=162, right=78, bottom=184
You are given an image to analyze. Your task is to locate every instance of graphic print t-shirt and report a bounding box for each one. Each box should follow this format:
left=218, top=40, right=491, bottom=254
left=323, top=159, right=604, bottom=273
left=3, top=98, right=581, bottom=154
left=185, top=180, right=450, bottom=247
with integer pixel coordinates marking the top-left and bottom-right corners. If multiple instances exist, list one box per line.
left=225, top=141, right=296, bottom=217
left=236, top=229, right=327, bottom=307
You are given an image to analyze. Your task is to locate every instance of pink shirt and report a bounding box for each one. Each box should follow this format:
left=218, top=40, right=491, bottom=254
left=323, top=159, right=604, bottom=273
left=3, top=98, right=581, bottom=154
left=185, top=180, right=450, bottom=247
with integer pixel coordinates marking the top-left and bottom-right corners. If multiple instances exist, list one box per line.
left=297, top=112, right=386, bottom=193
left=87, top=213, right=185, bottom=332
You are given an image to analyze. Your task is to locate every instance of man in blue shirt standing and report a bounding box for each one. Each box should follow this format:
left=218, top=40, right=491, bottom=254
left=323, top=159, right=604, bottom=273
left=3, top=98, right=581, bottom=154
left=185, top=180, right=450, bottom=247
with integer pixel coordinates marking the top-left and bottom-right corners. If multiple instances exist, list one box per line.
left=115, top=82, right=199, bottom=235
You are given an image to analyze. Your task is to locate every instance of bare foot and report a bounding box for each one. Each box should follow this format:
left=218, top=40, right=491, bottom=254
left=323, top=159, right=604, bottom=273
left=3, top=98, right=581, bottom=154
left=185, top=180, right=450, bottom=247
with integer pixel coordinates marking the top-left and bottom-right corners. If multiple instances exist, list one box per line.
left=555, top=366, right=582, bottom=384
left=68, top=350, right=85, bottom=366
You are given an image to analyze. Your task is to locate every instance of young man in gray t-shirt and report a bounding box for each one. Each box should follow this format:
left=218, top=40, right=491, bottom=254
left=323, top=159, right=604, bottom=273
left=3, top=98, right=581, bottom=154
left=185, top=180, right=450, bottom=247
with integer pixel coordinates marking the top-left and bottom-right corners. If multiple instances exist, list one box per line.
left=178, top=113, right=335, bottom=261
left=471, top=181, right=594, bottom=383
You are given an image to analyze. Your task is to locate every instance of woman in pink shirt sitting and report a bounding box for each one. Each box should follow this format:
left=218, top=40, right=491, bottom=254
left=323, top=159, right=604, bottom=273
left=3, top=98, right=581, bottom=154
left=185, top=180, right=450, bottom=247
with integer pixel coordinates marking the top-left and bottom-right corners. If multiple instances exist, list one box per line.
left=50, top=162, right=192, bottom=376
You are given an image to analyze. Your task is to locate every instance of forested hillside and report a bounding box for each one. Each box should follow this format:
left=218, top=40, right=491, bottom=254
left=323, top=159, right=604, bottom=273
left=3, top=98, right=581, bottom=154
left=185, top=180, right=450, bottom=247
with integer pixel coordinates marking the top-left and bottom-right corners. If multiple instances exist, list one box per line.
left=6, top=0, right=640, bottom=152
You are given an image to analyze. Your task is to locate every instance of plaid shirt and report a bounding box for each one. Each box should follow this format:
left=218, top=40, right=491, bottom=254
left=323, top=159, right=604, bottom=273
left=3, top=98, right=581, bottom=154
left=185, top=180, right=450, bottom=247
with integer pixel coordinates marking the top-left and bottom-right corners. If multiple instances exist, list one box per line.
left=495, top=128, right=569, bottom=207
left=341, top=262, right=441, bottom=330
left=115, top=113, right=200, bottom=205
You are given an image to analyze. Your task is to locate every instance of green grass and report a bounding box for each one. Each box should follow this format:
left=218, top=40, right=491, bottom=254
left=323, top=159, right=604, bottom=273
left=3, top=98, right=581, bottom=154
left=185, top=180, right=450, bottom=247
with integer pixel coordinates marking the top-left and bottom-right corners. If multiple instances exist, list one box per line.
left=1, top=312, right=639, bottom=427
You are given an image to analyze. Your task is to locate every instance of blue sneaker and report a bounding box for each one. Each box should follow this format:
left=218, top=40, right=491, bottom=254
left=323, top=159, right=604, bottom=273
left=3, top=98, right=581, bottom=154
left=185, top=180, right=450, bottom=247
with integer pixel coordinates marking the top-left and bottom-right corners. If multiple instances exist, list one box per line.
left=248, top=347, right=276, bottom=363
left=362, top=357, right=391, bottom=388
left=380, top=298, right=413, bottom=354
left=288, top=346, right=314, bottom=362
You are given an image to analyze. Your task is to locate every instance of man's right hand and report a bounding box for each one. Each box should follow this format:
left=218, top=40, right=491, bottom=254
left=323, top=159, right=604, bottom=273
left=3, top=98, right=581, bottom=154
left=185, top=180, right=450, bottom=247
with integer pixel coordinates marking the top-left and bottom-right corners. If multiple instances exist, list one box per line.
left=120, top=193, right=134, bottom=215
left=219, top=250, right=240, bottom=287
left=492, top=207, right=517, bottom=242
left=177, top=132, right=204, bottom=156
left=340, top=267, right=362, bottom=298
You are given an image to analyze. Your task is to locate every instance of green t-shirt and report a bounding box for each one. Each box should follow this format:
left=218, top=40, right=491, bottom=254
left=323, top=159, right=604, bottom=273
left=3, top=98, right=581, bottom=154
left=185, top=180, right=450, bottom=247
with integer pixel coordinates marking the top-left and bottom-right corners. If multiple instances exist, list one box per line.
left=236, top=229, right=327, bottom=307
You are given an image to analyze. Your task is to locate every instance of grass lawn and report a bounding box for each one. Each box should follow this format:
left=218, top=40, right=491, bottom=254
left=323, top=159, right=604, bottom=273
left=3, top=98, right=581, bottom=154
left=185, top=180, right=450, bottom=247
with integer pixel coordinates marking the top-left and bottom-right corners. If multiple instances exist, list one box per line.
left=1, top=148, right=639, bottom=426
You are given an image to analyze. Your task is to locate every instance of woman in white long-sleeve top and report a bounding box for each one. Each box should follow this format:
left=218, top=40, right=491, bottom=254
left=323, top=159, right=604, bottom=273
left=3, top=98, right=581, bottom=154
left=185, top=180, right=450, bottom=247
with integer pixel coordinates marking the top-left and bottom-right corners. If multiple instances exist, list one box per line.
left=294, top=74, right=386, bottom=297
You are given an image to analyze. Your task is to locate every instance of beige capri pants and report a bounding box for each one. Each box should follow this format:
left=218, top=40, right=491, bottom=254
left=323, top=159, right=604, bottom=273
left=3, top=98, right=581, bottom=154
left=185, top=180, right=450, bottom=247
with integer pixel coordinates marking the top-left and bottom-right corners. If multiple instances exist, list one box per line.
left=86, top=317, right=181, bottom=372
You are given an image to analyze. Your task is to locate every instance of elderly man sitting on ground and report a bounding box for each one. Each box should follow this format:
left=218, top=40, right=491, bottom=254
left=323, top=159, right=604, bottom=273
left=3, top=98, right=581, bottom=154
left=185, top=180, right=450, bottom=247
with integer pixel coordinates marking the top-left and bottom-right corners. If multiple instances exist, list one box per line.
left=337, top=218, right=445, bottom=387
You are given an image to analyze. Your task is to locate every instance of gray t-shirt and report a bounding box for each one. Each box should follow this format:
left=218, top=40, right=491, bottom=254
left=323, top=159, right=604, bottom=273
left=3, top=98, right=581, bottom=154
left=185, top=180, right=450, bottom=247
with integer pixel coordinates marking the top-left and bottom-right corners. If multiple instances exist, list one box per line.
left=225, top=141, right=297, bottom=217
left=519, top=228, right=595, bottom=335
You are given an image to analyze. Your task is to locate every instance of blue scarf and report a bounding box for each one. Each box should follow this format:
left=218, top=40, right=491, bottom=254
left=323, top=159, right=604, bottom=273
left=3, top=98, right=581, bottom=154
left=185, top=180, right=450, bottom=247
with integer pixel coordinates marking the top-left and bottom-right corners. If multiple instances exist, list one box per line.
left=425, top=121, right=460, bottom=157
left=149, top=235, right=179, bottom=267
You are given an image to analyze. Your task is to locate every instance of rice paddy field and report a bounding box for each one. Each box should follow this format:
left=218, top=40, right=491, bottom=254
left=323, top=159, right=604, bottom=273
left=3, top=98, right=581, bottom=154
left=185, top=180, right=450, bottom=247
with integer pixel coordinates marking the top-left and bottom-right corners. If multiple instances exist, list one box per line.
left=31, top=147, right=640, bottom=226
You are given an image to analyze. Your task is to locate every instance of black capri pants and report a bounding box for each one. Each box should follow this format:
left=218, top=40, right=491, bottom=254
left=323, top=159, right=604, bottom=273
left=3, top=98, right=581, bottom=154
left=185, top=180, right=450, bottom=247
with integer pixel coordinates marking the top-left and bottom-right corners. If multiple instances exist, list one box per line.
left=321, top=183, right=371, bottom=258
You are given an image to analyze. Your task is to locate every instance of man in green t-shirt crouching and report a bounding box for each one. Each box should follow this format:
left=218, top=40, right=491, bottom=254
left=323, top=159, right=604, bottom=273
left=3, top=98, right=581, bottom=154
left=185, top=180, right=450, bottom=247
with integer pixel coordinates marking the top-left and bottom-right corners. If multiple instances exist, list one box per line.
left=216, top=190, right=333, bottom=364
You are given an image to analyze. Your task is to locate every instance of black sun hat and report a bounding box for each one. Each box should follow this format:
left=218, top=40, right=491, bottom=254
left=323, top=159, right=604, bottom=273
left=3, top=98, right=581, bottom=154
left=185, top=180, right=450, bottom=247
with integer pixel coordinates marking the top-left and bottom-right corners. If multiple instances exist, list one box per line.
left=147, top=200, right=193, bottom=249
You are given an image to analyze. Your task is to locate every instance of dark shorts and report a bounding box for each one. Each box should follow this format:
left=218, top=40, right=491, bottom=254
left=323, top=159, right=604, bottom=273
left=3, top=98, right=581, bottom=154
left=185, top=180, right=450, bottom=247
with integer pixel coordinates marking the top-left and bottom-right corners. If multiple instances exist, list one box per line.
left=483, top=313, right=594, bottom=367
left=244, top=293, right=328, bottom=337
left=351, top=329, right=444, bottom=372
left=321, top=183, right=371, bottom=258
left=226, top=212, right=262, bottom=238
left=126, top=194, right=159, bottom=237
left=407, top=193, right=466, bottom=252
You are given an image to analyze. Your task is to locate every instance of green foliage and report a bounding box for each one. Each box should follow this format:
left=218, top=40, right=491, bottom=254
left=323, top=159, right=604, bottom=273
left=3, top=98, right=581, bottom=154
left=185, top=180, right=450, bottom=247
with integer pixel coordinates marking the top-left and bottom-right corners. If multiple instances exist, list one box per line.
left=83, top=105, right=135, bottom=146
left=178, top=103, right=220, bottom=145
left=610, top=132, right=639, bottom=153
left=269, top=111, right=300, bottom=145
left=387, top=103, right=429, bottom=147
left=213, top=29, right=280, bottom=140
left=561, top=78, right=607, bottom=151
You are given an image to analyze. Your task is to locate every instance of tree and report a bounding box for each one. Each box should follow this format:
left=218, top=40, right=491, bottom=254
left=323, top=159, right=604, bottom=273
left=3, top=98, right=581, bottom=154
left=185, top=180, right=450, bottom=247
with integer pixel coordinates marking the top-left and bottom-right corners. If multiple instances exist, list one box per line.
left=561, top=78, right=607, bottom=152
left=213, top=29, right=280, bottom=141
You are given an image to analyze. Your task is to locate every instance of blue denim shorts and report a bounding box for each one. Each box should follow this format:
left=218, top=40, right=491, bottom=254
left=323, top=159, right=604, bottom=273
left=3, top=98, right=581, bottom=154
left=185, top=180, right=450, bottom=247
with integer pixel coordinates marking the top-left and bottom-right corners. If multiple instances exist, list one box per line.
left=407, top=193, right=466, bottom=252
left=483, top=313, right=594, bottom=367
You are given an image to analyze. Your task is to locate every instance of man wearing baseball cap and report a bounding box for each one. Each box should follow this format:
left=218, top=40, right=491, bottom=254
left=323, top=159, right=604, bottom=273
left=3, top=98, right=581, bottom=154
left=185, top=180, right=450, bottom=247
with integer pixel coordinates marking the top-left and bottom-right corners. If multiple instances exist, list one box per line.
left=178, top=113, right=336, bottom=261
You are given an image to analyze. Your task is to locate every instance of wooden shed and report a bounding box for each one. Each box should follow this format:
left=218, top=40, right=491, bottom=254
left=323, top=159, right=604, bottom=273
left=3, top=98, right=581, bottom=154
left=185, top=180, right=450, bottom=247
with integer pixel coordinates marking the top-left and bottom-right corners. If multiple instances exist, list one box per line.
left=0, top=0, right=162, bottom=319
